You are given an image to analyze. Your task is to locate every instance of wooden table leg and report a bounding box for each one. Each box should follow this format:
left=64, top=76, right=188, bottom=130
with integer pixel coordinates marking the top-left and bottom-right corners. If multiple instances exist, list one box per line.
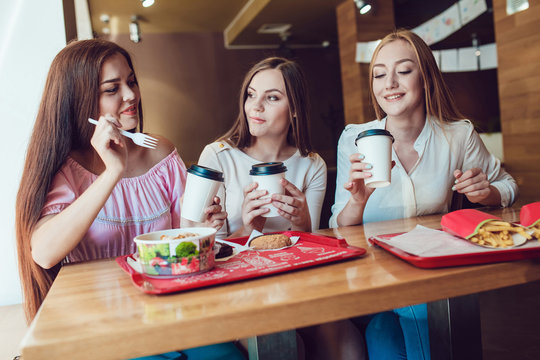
left=247, top=330, right=297, bottom=360
left=427, top=294, right=482, bottom=360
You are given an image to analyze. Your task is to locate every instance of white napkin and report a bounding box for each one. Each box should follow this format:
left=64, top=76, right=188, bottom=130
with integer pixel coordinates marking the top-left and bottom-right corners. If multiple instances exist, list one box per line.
left=373, top=225, right=537, bottom=257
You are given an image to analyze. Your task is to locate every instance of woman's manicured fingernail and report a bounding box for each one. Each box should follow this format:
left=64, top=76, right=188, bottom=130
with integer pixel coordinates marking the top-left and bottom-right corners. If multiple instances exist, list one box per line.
left=454, top=179, right=459, bottom=184
left=365, top=164, right=373, bottom=169
left=358, top=154, right=365, bottom=160
left=451, top=185, right=456, bottom=191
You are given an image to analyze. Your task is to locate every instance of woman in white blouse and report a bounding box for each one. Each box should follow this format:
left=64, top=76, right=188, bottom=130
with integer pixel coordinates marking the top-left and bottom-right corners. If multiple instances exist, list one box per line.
left=330, top=29, right=517, bottom=360
left=198, top=57, right=362, bottom=360
left=331, top=30, right=517, bottom=229
left=198, top=57, right=327, bottom=239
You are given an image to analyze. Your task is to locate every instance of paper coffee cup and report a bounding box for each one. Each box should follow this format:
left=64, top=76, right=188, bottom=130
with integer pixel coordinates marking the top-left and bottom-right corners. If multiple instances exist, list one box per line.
left=355, top=129, right=394, bottom=188
left=182, top=165, right=224, bottom=223
left=250, top=162, right=287, bottom=217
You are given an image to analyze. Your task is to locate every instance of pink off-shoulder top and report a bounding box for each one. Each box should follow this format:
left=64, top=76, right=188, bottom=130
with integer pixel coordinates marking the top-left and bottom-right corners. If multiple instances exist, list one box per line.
left=40, top=149, right=187, bottom=263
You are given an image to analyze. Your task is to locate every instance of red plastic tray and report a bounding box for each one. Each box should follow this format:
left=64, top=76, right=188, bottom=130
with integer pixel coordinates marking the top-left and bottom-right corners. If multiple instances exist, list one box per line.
left=116, top=231, right=366, bottom=294
left=369, top=232, right=540, bottom=269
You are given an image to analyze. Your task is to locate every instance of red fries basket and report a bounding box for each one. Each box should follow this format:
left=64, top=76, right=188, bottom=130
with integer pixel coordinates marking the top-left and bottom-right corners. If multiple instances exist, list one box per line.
left=520, top=202, right=540, bottom=228
left=441, top=209, right=501, bottom=239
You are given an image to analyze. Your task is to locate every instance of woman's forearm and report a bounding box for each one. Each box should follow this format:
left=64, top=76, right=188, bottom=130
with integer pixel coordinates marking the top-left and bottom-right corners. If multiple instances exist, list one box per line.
left=336, top=198, right=367, bottom=227
left=477, top=185, right=502, bottom=207
left=228, top=226, right=253, bottom=238
left=30, top=169, right=121, bottom=268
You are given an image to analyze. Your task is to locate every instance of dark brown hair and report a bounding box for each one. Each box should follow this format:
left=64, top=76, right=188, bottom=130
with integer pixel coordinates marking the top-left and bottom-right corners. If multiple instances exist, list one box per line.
left=369, top=29, right=464, bottom=123
left=218, top=57, right=312, bottom=156
left=15, top=39, right=142, bottom=322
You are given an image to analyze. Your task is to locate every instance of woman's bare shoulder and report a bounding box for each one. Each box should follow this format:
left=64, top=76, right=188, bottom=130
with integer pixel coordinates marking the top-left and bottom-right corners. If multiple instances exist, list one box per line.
left=142, top=133, right=177, bottom=165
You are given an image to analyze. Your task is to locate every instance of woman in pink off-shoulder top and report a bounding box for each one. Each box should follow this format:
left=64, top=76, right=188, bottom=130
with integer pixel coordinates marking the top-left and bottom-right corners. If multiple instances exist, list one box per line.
left=15, top=39, right=226, bottom=324
left=40, top=151, right=187, bottom=264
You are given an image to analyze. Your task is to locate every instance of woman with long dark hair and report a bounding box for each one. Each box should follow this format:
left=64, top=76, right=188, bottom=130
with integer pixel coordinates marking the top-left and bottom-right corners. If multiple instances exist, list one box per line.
left=16, top=38, right=225, bottom=321
left=16, top=38, right=246, bottom=360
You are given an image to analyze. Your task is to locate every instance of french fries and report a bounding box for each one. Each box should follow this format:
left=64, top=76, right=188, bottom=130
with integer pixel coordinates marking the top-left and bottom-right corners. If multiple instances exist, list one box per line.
left=469, top=220, right=532, bottom=248
left=530, top=223, right=540, bottom=240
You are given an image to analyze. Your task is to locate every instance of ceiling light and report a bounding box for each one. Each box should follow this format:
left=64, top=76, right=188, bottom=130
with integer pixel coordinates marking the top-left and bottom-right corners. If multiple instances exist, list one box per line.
left=257, top=24, right=292, bottom=34
left=99, top=14, right=110, bottom=23
left=472, top=34, right=481, bottom=57
left=141, top=0, right=155, bottom=8
left=354, top=0, right=372, bottom=15
left=129, top=15, right=141, bottom=43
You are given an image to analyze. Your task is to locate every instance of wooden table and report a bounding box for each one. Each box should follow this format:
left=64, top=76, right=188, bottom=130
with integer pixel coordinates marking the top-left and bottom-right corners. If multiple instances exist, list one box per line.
left=20, top=207, right=540, bottom=359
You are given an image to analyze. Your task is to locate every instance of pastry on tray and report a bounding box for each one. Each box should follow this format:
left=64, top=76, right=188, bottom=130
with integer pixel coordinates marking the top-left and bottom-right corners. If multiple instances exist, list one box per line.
left=248, top=233, right=292, bottom=250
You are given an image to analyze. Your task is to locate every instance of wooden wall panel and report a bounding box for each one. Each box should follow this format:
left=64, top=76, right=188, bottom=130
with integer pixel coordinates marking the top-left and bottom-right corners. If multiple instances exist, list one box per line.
left=493, top=0, right=540, bottom=201
left=336, top=1, right=366, bottom=126
left=336, top=0, right=395, bottom=126
left=107, top=33, right=343, bottom=166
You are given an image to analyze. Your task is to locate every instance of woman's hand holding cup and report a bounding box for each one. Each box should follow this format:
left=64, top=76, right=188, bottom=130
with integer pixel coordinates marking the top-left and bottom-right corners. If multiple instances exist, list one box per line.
left=271, top=178, right=311, bottom=232
left=240, top=182, right=270, bottom=235
left=202, top=196, right=227, bottom=231
left=338, top=154, right=395, bottom=227
left=344, top=153, right=376, bottom=205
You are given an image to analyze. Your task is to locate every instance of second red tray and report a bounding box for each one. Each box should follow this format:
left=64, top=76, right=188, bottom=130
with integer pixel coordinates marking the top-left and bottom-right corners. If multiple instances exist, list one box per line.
left=369, top=232, right=540, bottom=268
left=116, top=231, right=366, bottom=294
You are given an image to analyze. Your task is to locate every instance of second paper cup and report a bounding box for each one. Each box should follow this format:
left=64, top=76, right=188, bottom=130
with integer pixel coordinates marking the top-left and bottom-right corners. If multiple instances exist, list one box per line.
left=250, top=162, right=287, bottom=218
left=182, top=165, right=224, bottom=223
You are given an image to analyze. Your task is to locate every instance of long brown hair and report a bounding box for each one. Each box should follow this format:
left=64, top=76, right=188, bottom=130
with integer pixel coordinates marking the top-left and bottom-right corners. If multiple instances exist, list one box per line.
left=219, top=57, right=313, bottom=156
left=15, top=39, right=142, bottom=323
left=369, top=29, right=464, bottom=123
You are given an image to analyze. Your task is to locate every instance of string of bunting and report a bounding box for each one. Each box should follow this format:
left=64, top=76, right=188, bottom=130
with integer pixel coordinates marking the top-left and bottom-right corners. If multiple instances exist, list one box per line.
left=355, top=0, right=496, bottom=72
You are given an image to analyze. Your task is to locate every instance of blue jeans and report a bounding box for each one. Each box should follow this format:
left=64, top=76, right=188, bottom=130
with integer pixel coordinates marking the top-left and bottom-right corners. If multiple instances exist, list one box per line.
left=364, top=304, right=430, bottom=360
left=131, top=342, right=245, bottom=360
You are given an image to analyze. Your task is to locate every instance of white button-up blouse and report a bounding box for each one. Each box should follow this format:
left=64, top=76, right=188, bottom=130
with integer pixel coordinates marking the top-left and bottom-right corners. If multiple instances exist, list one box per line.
left=329, top=118, right=518, bottom=227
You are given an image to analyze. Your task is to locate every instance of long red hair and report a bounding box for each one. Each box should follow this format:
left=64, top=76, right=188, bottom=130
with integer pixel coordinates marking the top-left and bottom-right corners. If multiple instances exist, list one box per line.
left=15, top=39, right=142, bottom=323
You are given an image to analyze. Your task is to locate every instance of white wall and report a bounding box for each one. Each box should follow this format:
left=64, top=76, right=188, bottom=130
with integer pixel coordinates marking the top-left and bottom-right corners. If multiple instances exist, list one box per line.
left=480, top=132, right=504, bottom=163
left=0, top=0, right=67, bottom=306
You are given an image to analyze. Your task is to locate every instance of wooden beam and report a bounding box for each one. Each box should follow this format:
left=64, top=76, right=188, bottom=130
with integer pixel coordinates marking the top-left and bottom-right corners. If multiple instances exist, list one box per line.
left=224, top=0, right=271, bottom=47
left=336, top=0, right=395, bottom=125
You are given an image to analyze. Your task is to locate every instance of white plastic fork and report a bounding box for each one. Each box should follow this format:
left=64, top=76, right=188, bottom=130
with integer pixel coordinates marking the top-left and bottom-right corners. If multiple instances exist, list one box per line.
left=88, top=118, right=158, bottom=149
